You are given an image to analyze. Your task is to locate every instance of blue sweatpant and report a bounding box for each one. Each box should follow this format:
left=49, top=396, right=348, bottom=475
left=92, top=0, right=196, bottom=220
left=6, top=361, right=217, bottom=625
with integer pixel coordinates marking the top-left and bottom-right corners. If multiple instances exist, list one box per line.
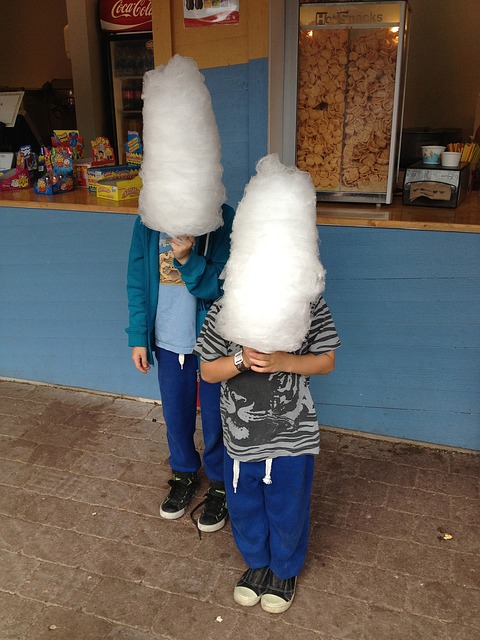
left=155, top=346, right=223, bottom=482
left=224, top=451, right=315, bottom=579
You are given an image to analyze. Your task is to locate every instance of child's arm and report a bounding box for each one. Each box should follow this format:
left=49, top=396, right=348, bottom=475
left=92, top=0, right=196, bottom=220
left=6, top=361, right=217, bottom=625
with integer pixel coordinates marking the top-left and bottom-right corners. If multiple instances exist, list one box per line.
left=200, top=348, right=335, bottom=384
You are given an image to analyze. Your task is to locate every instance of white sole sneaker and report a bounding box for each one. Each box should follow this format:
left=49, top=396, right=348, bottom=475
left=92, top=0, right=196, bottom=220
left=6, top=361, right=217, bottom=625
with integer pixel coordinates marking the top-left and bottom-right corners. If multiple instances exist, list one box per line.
left=197, top=516, right=227, bottom=533
left=159, top=505, right=186, bottom=519
left=261, top=592, right=295, bottom=614
left=234, top=585, right=262, bottom=607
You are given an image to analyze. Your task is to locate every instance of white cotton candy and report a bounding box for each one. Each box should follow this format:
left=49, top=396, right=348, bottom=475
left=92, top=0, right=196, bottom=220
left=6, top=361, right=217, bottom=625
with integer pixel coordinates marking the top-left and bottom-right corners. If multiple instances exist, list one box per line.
left=138, top=55, right=226, bottom=236
left=217, top=154, right=325, bottom=353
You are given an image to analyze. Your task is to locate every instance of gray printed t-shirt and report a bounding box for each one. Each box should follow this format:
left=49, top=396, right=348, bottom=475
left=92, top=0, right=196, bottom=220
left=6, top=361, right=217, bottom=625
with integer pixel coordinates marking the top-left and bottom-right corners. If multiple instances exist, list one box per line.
left=194, top=295, right=341, bottom=462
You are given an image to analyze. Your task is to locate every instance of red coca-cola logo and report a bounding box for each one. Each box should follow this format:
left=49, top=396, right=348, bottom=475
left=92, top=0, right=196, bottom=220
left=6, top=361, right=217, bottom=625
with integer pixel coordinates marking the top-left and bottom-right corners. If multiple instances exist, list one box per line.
left=99, top=0, right=152, bottom=32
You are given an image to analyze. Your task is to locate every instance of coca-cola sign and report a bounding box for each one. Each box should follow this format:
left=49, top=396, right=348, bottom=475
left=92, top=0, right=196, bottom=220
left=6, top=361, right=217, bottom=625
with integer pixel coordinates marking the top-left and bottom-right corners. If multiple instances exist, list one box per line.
left=99, top=0, right=152, bottom=32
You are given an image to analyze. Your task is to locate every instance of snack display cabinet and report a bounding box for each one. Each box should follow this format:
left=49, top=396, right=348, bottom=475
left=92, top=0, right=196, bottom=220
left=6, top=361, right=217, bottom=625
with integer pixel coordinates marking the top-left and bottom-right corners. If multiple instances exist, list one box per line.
left=293, top=1, right=409, bottom=204
left=99, top=0, right=154, bottom=164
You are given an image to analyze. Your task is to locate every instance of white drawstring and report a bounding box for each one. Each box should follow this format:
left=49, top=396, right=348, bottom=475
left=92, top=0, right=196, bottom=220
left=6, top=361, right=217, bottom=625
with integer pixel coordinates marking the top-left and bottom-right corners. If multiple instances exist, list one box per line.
left=263, top=458, right=273, bottom=485
left=233, top=459, right=240, bottom=493
left=232, top=458, right=273, bottom=493
left=178, top=354, right=185, bottom=369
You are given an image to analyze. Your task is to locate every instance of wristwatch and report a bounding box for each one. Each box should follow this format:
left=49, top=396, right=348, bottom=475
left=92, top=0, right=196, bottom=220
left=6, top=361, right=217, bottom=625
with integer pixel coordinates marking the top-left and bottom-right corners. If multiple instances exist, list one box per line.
left=234, top=349, right=249, bottom=373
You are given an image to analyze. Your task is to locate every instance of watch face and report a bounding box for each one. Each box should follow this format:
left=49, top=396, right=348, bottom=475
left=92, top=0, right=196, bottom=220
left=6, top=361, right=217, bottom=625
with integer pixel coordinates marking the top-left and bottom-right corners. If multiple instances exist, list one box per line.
left=234, top=350, right=243, bottom=366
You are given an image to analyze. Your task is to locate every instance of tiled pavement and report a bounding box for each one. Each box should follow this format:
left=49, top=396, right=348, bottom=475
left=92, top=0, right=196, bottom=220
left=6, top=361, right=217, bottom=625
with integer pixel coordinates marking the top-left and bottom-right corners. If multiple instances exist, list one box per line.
left=0, top=379, right=479, bottom=640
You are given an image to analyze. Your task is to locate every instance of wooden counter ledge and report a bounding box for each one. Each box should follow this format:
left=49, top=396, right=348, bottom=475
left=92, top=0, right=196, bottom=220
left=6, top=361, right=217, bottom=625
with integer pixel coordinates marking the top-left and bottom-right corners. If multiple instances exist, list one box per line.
left=1, top=187, right=479, bottom=232
left=0, top=187, right=138, bottom=215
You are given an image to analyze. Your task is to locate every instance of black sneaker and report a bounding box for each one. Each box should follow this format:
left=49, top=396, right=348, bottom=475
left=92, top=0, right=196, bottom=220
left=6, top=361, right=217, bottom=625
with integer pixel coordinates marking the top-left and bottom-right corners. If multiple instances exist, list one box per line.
left=192, top=482, right=228, bottom=532
left=261, top=572, right=297, bottom=614
left=234, top=567, right=270, bottom=607
left=160, top=472, right=199, bottom=520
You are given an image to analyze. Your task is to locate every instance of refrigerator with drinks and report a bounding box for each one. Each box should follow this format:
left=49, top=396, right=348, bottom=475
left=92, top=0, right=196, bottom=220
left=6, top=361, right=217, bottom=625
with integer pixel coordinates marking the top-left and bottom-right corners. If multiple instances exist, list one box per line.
left=99, top=0, right=154, bottom=164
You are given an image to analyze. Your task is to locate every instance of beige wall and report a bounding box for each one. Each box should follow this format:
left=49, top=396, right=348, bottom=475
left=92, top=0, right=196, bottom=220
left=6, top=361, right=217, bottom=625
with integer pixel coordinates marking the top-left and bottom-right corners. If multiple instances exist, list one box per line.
left=0, top=0, right=72, bottom=88
left=152, top=0, right=268, bottom=68
left=404, top=0, right=480, bottom=139
left=2, top=1, right=478, bottom=143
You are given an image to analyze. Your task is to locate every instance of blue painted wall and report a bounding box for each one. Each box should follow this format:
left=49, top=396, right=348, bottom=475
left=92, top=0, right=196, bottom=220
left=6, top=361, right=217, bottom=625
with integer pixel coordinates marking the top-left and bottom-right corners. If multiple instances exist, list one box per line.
left=1, top=207, right=479, bottom=450
left=203, top=59, right=268, bottom=209
left=312, top=226, right=480, bottom=451
left=0, top=207, right=160, bottom=400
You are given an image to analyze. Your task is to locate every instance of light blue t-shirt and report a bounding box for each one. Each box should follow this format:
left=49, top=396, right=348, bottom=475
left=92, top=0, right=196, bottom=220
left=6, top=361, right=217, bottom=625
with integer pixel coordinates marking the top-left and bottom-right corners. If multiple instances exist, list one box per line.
left=155, top=233, right=197, bottom=354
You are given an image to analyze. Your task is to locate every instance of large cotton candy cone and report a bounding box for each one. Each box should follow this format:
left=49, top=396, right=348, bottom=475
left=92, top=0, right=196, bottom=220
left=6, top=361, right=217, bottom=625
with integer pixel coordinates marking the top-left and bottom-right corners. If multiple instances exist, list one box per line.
left=138, top=55, right=226, bottom=236
left=217, top=154, right=325, bottom=353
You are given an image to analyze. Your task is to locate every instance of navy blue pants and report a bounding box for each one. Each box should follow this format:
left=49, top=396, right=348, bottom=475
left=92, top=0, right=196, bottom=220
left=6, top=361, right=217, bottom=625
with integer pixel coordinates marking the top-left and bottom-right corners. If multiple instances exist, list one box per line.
left=155, top=346, right=223, bottom=482
left=224, top=451, right=315, bottom=579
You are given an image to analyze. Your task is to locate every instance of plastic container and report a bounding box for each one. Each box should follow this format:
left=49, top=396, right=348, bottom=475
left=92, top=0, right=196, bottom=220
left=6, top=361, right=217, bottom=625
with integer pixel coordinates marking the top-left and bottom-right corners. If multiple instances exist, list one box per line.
left=441, top=151, right=462, bottom=168
left=421, top=145, right=446, bottom=164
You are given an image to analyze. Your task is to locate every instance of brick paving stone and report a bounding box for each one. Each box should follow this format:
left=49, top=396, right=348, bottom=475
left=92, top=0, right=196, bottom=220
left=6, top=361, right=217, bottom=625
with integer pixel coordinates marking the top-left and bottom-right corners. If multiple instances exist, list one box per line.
left=26, top=606, right=120, bottom=640
left=104, top=415, right=163, bottom=439
left=449, top=495, right=480, bottom=526
left=18, top=562, right=102, bottom=607
left=309, top=524, right=380, bottom=564
left=405, top=578, right=480, bottom=628
left=338, top=433, right=396, bottom=460
left=0, top=435, right=38, bottom=463
left=451, top=552, right=480, bottom=590
left=0, top=397, right=49, bottom=419
left=22, top=525, right=98, bottom=568
left=449, top=451, right=480, bottom=477
left=310, top=496, right=350, bottom=527
left=83, top=576, right=169, bottom=630
left=413, top=515, right=479, bottom=554
left=26, top=443, right=84, bottom=470
left=0, top=379, right=478, bottom=640
left=69, top=428, right=128, bottom=455
left=0, top=484, right=40, bottom=517
left=72, top=475, right=138, bottom=509
left=376, top=538, right=453, bottom=581
left=151, top=593, right=239, bottom=640
left=0, top=459, right=36, bottom=486
left=23, top=466, right=81, bottom=499
left=0, top=549, right=40, bottom=591
left=415, top=466, right=480, bottom=499
left=114, top=436, right=168, bottom=463
left=361, top=604, right=451, bottom=640
left=391, top=443, right=451, bottom=471
left=0, top=513, right=45, bottom=553
left=357, top=456, right=418, bottom=487
left=118, top=458, right=168, bottom=488
left=303, top=554, right=409, bottom=611
left=0, top=591, right=44, bottom=640
left=318, top=448, right=361, bottom=476
left=324, top=475, right=389, bottom=506
left=20, top=494, right=92, bottom=529
left=285, top=587, right=370, bottom=638
left=109, top=397, right=155, bottom=419
left=345, top=502, right=419, bottom=541
left=70, top=449, right=127, bottom=480
left=385, top=484, right=451, bottom=518
left=0, top=414, right=34, bottom=438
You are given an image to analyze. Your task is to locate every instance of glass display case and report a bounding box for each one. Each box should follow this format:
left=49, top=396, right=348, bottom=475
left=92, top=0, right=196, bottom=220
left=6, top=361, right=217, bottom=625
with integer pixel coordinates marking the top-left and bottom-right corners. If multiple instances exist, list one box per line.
left=295, top=1, right=409, bottom=203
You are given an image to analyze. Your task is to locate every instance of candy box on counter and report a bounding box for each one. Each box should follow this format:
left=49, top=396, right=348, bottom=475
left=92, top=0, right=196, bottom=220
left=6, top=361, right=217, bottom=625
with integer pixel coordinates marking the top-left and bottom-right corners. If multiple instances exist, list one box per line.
left=125, top=131, right=143, bottom=166
left=73, top=158, right=92, bottom=188
left=87, top=164, right=139, bottom=192
left=0, top=167, right=30, bottom=191
left=96, top=175, right=142, bottom=201
left=34, top=147, right=74, bottom=195
left=34, top=170, right=74, bottom=195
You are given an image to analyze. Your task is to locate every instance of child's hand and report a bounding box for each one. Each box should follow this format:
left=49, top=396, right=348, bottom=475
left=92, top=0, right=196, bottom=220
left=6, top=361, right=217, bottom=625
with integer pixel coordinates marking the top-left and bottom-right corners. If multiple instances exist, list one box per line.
left=132, top=347, right=150, bottom=374
left=243, top=348, right=289, bottom=374
left=171, top=236, right=195, bottom=264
